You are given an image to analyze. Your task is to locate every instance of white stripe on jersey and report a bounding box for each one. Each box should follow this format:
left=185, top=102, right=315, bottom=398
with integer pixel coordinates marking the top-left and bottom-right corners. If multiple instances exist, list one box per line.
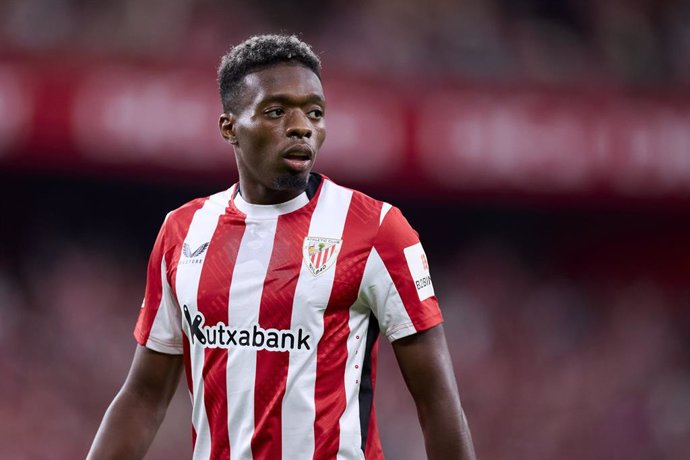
left=145, top=256, right=183, bottom=354
left=225, top=205, right=282, bottom=460
left=281, top=180, right=353, bottom=460
left=361, top=248, right=417, bottom=342
left=336, top=302, right=371, bottom=459
left=176, top=188, right=230, bottom=460
left=379, top=202, right=392, bottom=224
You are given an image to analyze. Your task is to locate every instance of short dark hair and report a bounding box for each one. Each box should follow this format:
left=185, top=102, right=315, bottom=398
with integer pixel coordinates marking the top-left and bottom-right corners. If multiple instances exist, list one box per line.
left=218, top=34, right=322, bottom=113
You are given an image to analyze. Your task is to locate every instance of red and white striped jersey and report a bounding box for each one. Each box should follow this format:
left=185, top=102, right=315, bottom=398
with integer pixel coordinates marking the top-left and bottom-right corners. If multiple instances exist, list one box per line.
left=134, top=174, right=443, bottom=460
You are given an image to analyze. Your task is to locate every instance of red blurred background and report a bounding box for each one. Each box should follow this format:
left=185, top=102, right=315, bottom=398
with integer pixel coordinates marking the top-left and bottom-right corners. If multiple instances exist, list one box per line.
left=1, top=0, right=689, bottom=459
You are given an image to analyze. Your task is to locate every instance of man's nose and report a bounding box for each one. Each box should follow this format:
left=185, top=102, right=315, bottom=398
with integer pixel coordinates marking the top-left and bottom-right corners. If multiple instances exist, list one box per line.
left=285, top=111, right=312, bottom=139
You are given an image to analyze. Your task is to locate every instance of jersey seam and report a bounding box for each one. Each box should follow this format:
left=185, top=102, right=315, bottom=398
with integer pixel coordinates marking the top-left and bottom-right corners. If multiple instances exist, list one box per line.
left=385, top=321, right=415, bottom=338
left=145, top=334, right=183, bottom=349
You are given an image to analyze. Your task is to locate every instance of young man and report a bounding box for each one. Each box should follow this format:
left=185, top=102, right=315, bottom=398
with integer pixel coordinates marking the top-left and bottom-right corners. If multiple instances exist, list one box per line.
left=88, top=34, right=476, bottom=460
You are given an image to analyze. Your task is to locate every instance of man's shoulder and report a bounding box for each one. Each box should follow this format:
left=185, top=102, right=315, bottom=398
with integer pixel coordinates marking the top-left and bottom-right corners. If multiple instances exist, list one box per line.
left=163, top=187, right=234, bottom=226
left=318, top=174, right=388, bottom=210
left=164, top=197, right=208, bottom=225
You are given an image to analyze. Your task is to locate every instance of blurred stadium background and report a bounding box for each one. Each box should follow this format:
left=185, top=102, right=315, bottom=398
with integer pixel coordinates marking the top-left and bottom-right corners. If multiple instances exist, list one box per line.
left=1, top=0, right=690, bottom=459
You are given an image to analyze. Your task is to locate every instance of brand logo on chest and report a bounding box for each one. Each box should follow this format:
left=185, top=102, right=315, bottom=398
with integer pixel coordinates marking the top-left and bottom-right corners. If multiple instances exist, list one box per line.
left=180, top=242, right=209, bottom=265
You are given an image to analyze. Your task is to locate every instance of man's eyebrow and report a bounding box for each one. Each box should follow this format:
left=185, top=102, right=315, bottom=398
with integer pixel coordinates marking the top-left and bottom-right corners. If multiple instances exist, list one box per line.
left=260, top=93, right=326, bottom=105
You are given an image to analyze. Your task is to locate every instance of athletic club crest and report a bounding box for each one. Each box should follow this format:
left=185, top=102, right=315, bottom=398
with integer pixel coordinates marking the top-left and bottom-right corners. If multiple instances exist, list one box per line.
left=303, top=236, right=343, bottom=276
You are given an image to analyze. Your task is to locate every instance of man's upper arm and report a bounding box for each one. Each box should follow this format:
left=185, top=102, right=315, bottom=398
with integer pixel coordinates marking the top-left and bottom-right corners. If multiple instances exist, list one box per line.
left=86, top=346, right=183, bottom=460
left=123, top=345, right=184, bottom=401
left=391, top=324, right=458, bottom=399
left=392, top=325, right=477, bottom=460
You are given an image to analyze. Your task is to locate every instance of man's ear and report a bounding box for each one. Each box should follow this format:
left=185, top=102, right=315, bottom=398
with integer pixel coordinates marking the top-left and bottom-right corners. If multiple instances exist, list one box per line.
left=219, top=113, right=238, bottom=145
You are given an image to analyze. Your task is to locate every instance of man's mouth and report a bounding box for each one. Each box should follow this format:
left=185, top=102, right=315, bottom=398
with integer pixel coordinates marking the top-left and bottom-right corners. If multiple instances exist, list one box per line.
left=282, top=144, right=314, bottom=159
left=281, top=144, right=314, bottom=171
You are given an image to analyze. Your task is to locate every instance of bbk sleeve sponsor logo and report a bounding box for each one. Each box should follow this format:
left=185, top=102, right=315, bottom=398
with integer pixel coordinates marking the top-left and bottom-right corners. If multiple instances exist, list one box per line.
left=183, top=305, right=312, bottom=351
left=403, top=242, right=435, bottom=301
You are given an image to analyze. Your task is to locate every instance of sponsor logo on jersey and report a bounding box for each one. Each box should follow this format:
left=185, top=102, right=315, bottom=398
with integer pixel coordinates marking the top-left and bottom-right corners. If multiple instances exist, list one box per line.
left=183, top=305, right=312, bottom=351
left=180, top=242, right=209, bottom=264
left=303, top=236, right=342, bottom=276
left=403, top=242, right=435, bottom=301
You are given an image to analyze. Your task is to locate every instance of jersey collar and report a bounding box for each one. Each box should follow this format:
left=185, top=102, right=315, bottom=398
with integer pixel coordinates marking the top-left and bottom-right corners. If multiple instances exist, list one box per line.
left=232, top=187, right=310, bottom=219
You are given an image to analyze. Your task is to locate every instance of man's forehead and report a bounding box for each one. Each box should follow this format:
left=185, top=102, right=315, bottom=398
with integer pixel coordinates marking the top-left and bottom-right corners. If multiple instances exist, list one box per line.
left=242, top=63, right=324, bottom=101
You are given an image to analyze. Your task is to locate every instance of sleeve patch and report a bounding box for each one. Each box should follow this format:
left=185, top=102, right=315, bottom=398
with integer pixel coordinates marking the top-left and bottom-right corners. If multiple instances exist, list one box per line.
left=403, top=242, right=435, bottom=301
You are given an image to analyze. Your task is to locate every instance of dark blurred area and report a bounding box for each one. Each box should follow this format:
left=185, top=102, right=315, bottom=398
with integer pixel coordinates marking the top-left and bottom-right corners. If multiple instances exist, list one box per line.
left=1, top=1, right=689, bottom=459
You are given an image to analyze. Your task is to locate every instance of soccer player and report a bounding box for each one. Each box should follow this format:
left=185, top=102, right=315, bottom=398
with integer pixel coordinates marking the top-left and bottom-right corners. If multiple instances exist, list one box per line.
left=87, top=34, right=476, bottom=460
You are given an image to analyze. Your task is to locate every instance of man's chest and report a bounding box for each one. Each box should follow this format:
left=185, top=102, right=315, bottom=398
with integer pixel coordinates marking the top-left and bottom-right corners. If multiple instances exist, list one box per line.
left=172, top=217, right=364, bottom=333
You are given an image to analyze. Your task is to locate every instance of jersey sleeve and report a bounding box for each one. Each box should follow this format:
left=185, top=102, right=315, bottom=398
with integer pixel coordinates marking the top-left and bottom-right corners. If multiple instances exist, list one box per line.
left=133, top=214, right=184, bottom=354
left=361, top=206, right=443, bottom=342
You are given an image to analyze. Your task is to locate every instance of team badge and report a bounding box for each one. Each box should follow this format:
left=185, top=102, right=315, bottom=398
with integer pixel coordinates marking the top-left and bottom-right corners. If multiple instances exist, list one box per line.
left=303, top=236, right=343, bottom=276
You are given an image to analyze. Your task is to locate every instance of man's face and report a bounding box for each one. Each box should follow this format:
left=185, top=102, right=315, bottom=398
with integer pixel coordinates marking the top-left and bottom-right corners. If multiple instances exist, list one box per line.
left=220, top=63, right=326, bottom=204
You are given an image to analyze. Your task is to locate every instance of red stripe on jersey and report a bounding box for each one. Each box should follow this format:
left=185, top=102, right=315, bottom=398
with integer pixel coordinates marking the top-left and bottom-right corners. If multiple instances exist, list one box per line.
left=364, top=340, right=384, bottom=458
left=182, top=336, right=195, bottom=446
left=197, top=211, right=247, bottom=459
left=134, top=198, right=206, bottom=347
left=374, top=207, right=442, bottom=332
left=251, top=201, right=317, bottom=459
left=313, top=193, right=383, bottom=460
left=184, top=336, right=197, bottom=448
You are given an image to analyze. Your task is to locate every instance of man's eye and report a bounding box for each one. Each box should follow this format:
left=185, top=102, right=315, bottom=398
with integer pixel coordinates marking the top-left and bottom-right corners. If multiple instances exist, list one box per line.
left=265, top=108, right=284, bottom=118
left=308, top=109, right=324, bottom=119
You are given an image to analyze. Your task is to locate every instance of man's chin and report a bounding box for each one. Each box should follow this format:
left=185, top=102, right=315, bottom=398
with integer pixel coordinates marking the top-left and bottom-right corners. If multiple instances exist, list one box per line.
left=272, top=172, right=309, bottom=192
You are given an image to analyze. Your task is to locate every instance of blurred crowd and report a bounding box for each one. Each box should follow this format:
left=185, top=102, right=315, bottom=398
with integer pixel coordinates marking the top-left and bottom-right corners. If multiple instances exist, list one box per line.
left=0, top=176, right=688, bottom=459
left=2, top=0, right=690, bottom=85
left=380, top=239, right=690, bottom=460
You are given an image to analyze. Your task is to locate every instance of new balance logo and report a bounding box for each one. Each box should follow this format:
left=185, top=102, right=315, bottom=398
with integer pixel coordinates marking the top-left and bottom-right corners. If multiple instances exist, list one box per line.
left=183, top=305, right=312, bottom=351
left=180, top=242, right=209, bottom=265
